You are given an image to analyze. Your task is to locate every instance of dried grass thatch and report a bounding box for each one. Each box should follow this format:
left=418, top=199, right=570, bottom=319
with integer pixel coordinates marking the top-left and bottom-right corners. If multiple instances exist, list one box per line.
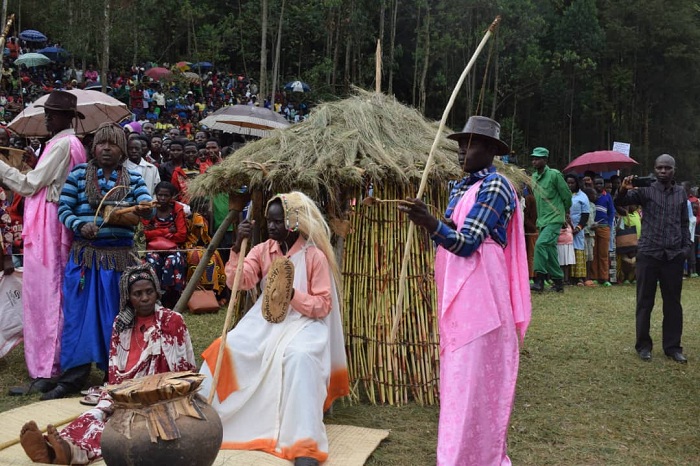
left=189, top=88, right=530, bottom=211
left=188, top=89, right=462, bottom=205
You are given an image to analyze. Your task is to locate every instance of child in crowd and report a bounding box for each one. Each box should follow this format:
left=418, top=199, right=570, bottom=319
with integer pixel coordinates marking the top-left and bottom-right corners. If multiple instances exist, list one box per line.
left=557, top=219, right=575, bottom=285
left=583, top=188, right=597, bottom=287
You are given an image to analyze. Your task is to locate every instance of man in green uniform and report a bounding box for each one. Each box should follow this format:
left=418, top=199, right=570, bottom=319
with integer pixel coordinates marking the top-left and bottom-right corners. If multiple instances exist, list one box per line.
left=530, top=147, right=572, bottom=292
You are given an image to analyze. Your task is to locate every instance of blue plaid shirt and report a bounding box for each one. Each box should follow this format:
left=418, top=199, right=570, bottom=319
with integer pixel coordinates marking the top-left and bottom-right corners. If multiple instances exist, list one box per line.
left=431, top=166, right=516, bottom=257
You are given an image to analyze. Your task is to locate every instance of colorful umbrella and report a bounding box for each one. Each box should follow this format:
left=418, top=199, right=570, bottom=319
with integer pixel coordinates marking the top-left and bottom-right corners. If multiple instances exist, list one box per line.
left=19, top=29, right=47, bottom=42
left=193, top=61, right=213, bottom=70
left=182, top=71, right=201, bottom=83
left=14, top=53, right=51, bottom=67
left=199, top=105, right=290, bottom=138
left=564, top=150, right=639, bottom=174
left=8, top=89, right=130, bottom=137
left=144, top=67, right=173, bottom=81
left=284, top=80, right=311, bottom=93
left=176, top=61, right=192, bottom=71
left=36, top=46, right=69, bottom=62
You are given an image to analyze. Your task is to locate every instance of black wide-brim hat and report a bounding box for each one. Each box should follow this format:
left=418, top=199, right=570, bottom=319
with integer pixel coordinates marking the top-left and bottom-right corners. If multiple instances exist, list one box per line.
left=447, top=115, right=509, bottom=154
left=36, top=90, right=85, bottom=119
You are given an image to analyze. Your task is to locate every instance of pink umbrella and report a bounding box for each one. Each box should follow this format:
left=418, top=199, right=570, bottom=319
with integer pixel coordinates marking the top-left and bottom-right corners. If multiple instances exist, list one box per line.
left=564, top=150, right=639, bottom=174
left=144, top=67, right=173, bottom=81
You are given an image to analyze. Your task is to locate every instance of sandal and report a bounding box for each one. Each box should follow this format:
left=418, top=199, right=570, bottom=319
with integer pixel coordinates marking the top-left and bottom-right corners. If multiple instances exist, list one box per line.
left=80, top=385, right=103, bottom=397
left=79, top=393, right=101, bottom=406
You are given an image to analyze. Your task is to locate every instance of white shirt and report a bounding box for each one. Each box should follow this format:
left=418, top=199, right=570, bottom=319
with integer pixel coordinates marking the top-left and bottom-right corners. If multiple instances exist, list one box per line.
left=0, top=128, right=77, bottom=202
left=126, top=158, right=161, bottom=195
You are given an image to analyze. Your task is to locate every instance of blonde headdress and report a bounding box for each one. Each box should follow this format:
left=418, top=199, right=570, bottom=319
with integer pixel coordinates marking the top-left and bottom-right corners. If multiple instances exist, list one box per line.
left=265, top=191, right=341, bottom=288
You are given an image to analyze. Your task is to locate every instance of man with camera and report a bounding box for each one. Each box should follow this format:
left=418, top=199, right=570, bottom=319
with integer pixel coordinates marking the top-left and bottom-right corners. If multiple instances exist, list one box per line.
left=615, top=154, right=691, bottom=363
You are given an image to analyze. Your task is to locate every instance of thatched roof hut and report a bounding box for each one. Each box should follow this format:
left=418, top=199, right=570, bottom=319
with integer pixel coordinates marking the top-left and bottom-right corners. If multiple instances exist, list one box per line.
left=188, top=89, right=514, bottom=405
left=188, top=89, right=462, bottom=210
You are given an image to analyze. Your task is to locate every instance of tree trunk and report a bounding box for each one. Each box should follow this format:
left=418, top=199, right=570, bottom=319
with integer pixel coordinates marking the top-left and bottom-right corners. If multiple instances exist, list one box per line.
left=325, top=7, right=334, bottom=86
left=418, top=5, right=430, bottom=113
left=568, top=71, right=575, bottom=163
left=132, top=26, right=138, bottom=67
left=411, top=5, right=421, bottom=106
left=101, top=0, right=110, bottom=94
left=271, top=0, right=285, bottom=107
left=331, top=6, right=342, bottom=91
left=1, top=0, right=7, bottom=35
left=379, top=0, right=385, bottom=69
left=259, top=0, right=269, bottom=101
left=387, top=0, right=399, bottom=95
left=344, top=32, right=351, bottom=91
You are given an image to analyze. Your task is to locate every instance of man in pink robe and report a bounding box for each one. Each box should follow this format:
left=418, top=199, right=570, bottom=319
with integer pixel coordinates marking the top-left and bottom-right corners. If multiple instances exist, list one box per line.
left=400, top=116, right=531, bottom=466
left=3, top=91, right=87, bottom=394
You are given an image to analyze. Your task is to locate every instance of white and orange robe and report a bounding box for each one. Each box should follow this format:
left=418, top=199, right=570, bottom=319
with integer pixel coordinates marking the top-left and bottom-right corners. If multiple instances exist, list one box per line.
left=200, top=238, right=349, bottom=463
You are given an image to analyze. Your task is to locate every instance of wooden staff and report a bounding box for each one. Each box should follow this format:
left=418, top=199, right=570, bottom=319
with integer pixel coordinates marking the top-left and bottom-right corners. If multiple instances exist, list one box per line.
left=390, top=16, right=501, bottom=342
left=375, top=39, right=382, bottom=93
left=207, top=235, right=248, bottom=405
left=0, top=146, right=25, bottom=155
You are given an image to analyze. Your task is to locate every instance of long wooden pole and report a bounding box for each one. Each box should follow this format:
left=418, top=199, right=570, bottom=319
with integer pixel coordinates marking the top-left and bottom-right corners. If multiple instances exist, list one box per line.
left=390, top=16, right=501, bottom=341
left=207, top=237, right=248, bottom=404
left=375, top=39, right=381, bottom=94
left=173, top=208, right=238, bottom=314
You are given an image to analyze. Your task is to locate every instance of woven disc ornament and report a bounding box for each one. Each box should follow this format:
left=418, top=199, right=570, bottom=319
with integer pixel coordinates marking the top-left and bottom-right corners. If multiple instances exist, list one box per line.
left=262, top=257, right=294, bottom=323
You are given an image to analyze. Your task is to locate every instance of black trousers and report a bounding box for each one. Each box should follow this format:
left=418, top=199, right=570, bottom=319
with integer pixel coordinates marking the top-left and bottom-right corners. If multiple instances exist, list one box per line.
left=635, top=252, right=684, bottom=354
left=55, top=363, right=92, bottom=392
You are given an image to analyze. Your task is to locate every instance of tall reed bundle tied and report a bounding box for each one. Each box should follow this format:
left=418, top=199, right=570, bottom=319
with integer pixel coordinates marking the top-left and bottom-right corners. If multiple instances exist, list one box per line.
left=342, top=183, right=446, bottom=405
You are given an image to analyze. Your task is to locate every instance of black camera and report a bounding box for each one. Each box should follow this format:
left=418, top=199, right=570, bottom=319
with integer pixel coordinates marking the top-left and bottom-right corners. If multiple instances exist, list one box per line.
left=632, top=176, right=654, bottom=188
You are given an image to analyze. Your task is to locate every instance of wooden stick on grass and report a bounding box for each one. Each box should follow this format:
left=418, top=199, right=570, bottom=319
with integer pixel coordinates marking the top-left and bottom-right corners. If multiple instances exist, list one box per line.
left=207, top=236, right=248, bottom=405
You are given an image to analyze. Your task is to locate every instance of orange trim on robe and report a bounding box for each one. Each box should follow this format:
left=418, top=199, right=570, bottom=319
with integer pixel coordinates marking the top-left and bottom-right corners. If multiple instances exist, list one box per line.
left=324, top=368, right=350, bottom=411
left=221, top=438, right=329, bottom=462
left=201, top=337, right=238, bottom=402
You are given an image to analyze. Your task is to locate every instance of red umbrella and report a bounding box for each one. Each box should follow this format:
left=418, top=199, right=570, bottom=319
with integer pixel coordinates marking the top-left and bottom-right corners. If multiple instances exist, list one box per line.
left=144, top=67, right=173, bottom=81
left=564, top=150, right=639, bottom=174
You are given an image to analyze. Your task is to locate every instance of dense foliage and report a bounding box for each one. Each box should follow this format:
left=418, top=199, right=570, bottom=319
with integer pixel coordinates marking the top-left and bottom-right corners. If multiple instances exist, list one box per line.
left=8, top=0, right=700, bottom=178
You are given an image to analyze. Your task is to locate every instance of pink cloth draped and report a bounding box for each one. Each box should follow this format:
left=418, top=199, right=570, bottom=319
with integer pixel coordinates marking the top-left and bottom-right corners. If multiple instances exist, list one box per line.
left=434, top=177, right=531, bottom=466
left=22, top=134, right=86, bottom=378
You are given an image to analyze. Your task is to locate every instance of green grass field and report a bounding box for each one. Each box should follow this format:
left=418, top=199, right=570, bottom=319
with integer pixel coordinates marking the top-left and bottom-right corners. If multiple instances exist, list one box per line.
left=1, top=281, right=699, bottom=465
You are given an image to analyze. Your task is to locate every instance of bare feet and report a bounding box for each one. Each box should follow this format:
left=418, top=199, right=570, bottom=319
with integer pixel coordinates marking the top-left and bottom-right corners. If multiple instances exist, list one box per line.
left=20, top=421, right=51, bottom=463
left=46, top=425, right=71, bottom=465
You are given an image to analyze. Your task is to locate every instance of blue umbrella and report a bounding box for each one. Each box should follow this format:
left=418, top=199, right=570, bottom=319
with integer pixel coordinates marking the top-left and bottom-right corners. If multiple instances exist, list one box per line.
left=193, top=61, right=213, bottom=70
left=19, top=29, right=47, bottom=42
left=284, top=80, right=311, bottom=93
left=37, top=46, right=69, bottom=62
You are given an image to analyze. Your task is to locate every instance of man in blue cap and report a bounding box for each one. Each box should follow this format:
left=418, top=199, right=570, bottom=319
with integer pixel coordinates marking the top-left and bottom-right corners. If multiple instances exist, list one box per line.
left=530, top=147, right=572, bottom=292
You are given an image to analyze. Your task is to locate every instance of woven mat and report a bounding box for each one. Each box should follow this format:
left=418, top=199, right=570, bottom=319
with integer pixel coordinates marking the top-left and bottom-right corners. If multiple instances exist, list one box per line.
left=0, top=398, right=389, bottom=465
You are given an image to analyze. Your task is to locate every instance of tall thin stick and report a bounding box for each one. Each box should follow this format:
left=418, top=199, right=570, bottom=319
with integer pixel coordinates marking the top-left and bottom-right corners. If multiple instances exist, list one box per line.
left=375, top=39, right=382, bottom=94
left=207, top=237, right=248, bottom=405
left=390, top=16, right=501, bottom=341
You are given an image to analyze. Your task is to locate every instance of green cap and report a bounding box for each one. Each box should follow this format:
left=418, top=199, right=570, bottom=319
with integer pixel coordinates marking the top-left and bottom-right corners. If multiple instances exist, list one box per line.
left=530, top=147, right=549, bottom=158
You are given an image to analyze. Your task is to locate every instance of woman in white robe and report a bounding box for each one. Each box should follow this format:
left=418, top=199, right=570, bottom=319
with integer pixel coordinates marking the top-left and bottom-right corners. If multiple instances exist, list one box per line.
left=200, top=192, right=348, bottom=466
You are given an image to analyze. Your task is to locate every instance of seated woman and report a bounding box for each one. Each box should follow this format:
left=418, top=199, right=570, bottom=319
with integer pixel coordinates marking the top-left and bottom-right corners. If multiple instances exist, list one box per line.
left=184, top=197, right=228, bottom=302
left=143, top=181, right=188, bottom=308
left=18, top=264, right=196, bottom=465
left=200, top=192, right=349, bottom=466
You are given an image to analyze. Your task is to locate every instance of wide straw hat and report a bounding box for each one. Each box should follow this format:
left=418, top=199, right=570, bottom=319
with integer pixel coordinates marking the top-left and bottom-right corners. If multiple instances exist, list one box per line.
left=447, top=115, right=509, bottom=154
left=262, top=257, right=295, bottom=323
left=35, top=90, right=85, bottom=119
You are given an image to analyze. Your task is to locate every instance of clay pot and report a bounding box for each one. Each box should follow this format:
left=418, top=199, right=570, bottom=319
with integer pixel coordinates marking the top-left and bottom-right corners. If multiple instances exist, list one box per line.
left=101, top=394, right=222, bottom=466
left=101, top=372, right=222, bottom=466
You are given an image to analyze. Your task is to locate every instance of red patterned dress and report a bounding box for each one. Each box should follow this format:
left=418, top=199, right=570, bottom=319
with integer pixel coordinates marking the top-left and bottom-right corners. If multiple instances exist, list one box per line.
left=57, top=306, right=195, bottom=464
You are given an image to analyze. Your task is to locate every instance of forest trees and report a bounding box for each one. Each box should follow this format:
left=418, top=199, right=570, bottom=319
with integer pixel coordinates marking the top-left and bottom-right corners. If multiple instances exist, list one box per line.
left=6, top=0, right=700, bottom=178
